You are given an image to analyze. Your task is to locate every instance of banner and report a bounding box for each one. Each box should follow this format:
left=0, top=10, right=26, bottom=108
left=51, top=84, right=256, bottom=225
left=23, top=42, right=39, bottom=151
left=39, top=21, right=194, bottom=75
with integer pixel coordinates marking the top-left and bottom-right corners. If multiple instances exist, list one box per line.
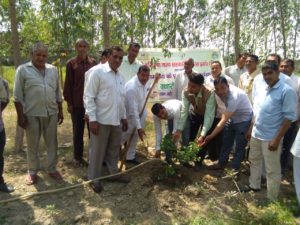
left=138, top=48, right=224, bottom=101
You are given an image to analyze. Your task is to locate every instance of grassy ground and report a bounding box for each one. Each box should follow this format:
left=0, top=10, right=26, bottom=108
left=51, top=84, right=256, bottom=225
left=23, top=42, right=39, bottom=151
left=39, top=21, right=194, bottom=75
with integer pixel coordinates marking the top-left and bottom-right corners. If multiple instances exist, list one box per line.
left=0, top=66, right=299, bottom=224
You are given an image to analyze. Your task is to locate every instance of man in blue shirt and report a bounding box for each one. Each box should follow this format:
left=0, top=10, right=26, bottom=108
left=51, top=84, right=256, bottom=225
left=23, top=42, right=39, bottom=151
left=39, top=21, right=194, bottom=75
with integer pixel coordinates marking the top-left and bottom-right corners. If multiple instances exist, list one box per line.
left=243, top=62, right=297, bottom=201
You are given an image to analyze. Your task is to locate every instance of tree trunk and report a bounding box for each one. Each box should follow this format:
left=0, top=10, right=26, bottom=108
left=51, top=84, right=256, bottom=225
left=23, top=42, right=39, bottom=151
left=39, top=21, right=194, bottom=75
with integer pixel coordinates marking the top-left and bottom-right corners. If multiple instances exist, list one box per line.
left=278, top=0, right=287, bottom=58
left=8, top=0, right=24, bottom=152
left=8, top=0, right=21, bottom=68
left=232, top=0, right=240, bottom=60
left=102, top=2, right=110, bottom=48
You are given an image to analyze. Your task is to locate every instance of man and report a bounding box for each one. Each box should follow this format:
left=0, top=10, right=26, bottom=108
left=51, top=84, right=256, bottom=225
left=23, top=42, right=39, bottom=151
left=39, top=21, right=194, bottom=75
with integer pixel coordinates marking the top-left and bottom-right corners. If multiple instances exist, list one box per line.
left=238, top=54, right=260, bottom=104
left=291, top=128, right=300, bottom=214
left=173, top=58, right=197, bottom=146
left=225, top=53, right=248, bottom=86
left=242, top=62, right=296, bottom=201
left=252, top=54, right=293, bottom=104
left=122, top=65, right=150, bottom=165
left=202, top=61, right=235, bottom=160
left=119, top=42, right=142, bottom=83
left=151, top=100, right=182, bottom=159
left=174, top=74, right=216, bottom=168
left=84, top=46, right=129, bottom=193
left=280, top=59, right=300, bottom=173
left=205, top=61, right=234, bottom=87
left=173, top=58, right=196, bottom=100
left=198, top=77, right=253, bottom=171
left=14, top=42, right=64, bottom=185
left=63, top=39, right=96, bottom=167
left=99, top=48, right=111, bottom=64
left=0, top=77, right=14, bottom=192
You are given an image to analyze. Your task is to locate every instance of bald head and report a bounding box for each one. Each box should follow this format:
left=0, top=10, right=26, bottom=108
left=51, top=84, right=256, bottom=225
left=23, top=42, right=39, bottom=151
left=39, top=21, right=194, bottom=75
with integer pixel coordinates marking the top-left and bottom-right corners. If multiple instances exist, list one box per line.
left=184, top=58, right=194, bottom=74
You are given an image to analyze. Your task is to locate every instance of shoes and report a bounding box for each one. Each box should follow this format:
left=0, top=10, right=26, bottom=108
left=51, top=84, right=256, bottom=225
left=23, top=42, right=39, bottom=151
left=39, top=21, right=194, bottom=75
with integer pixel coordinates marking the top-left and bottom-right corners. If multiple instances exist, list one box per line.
left=73, top=159, right=88, bottom=167
left=107, top=174, right=131, bottom=183
left=126, top=158, right=140, bottom=165
left=48, top=171, right=63, bottom=180
left=240, top=184, right=260, bottom=193
left=0, top=183, right=14, bottom=193
left=208, top=163, right=225, bottom=170
left=25, top=174, right=37, bottom=185
left=90, top=182, right=103, bottom=193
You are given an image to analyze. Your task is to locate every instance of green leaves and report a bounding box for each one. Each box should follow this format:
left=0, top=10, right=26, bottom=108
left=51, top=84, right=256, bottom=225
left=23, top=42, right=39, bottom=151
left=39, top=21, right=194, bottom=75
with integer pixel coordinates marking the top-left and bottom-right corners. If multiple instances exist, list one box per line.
left=160, top=134, right=201, bottom=164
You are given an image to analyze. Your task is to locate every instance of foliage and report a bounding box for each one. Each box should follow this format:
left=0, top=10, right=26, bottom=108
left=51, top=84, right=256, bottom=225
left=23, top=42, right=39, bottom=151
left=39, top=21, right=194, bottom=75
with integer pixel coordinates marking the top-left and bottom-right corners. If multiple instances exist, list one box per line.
left=1, top=0, right=300, bottom=66
left=177, top=142, right=202, bottom=163
left=160, top=133, right=177, bottom=155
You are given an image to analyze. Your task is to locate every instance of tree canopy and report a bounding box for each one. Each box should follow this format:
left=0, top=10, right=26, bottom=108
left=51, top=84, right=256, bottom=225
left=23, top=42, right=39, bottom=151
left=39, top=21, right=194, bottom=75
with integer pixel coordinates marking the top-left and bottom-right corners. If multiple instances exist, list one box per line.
left=0, top=0, right=299, bottom=65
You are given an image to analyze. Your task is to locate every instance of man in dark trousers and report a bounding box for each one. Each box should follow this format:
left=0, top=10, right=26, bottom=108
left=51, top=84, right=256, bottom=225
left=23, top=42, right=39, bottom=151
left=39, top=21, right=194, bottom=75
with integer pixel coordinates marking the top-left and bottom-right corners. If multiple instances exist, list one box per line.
left=63, top=39, right=97, bottom=167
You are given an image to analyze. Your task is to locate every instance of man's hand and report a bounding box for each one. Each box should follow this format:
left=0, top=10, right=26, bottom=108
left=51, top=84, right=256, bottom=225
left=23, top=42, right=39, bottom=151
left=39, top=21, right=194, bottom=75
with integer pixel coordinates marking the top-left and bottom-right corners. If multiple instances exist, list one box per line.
left=137, top=128, right=146, bottom=142
left=67, top=105, right=73, bottom=114
left=121, top=119, right=128, bottom=132
left=197, top=135, right=205, bottom=146
left=268, top=139, right=280, bottom=151
left=58, top=111, right=64, bottom=125
left=18, top=115, right=27, bottom=129
left=89, top=121, right=100, bottom=135
left=198, top=134, right=213, bottom=147
left=173, top=130, right=182, bottom=142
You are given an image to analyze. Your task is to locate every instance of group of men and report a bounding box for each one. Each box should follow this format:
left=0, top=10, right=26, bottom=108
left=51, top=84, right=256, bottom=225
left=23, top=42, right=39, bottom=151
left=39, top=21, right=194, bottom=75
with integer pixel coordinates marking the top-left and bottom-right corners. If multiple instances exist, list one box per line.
left=0, top=40, right=299, bottom=207
left=152, top=53, right=299, bottom=203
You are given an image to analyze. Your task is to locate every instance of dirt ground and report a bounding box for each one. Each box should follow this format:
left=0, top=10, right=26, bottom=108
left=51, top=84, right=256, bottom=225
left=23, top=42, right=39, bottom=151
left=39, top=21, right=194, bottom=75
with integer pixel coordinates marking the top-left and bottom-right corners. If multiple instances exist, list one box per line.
left=0, top=104, right=299, bottom=225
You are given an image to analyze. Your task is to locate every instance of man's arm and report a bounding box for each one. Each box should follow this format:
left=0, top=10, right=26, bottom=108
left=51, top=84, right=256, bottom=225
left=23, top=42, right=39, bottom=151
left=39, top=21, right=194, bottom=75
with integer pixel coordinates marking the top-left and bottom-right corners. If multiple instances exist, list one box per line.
left=84, top=70, right=100, bottom=135
left=63, top=61, right=74, bottom=113
left=200, top=92, right=216, bottom=137
left=198, top=111, right=233, bottom=146
left=269, top=118, right=292, bottom=151
left=14, top=102, right=27, bottom=129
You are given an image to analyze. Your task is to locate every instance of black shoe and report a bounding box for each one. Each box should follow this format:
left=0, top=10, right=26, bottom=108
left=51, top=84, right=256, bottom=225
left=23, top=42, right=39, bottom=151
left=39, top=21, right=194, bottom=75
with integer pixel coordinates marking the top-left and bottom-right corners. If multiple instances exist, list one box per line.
left=90, top=182, right=103, bottom=193
left=126, top=158, right=140, bottom=165
left=240, top=184, right=260, bottom=193
left=0, top=183, right=14, bottom=193
left=107, top=174, right=131, bottom=183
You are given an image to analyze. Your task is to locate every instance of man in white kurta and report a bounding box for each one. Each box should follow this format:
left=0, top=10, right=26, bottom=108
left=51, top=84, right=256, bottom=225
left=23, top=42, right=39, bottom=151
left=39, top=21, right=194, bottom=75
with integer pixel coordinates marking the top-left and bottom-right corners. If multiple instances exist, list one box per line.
left=122, top=65, right=150, bottom=164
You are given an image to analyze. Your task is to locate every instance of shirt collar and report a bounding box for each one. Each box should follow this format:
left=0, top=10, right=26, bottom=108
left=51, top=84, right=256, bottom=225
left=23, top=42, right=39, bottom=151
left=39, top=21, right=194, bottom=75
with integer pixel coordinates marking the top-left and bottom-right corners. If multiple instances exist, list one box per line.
left=124, top=55, right=138, bottom=65
left=27, top=61, right=51, bottom=70
left=103, top=62, right=119, bottom=74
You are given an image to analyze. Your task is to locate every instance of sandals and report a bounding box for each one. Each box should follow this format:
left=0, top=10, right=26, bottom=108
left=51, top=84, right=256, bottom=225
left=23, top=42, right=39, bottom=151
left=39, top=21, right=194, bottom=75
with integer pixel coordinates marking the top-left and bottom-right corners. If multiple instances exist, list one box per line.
left=25, top=174, right=37, bottom=185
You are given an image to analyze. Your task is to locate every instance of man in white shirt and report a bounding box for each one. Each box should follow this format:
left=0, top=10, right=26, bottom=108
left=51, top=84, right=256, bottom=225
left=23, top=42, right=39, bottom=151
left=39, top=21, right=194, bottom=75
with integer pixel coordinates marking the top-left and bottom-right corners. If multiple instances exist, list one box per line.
left=173, top=58, right=197, bottom=147
left=151, top=100, right=182, bottom=160
left=203, top=61, right=234, bottom=160
left=119, top=42, right=143, bottom=83
left=238, top=54, right=260, bottom=104
left=225, top=53, right=248, bottom=86
left=291, top=129, right=300, bottom=213
left=173, top=58, right=196, bottom=100
left=84, top=46, right=129, bottom=193
left=280, top=59, right=300, bottom=173
left=122, top=65, right=150, bottom=165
